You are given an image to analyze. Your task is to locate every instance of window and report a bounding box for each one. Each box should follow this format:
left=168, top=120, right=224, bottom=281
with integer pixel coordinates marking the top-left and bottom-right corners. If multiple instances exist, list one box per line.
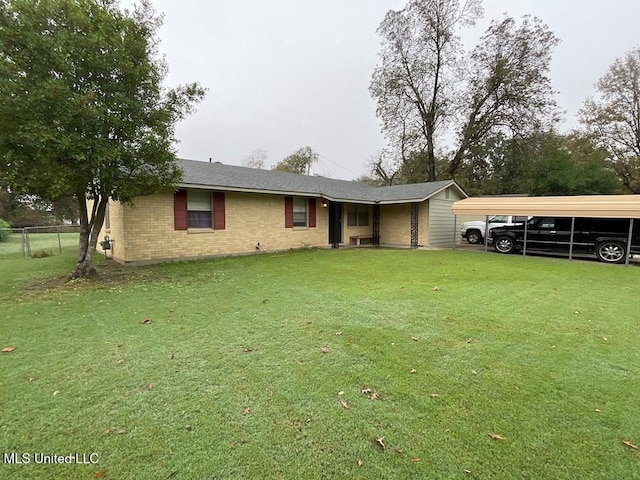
left=293, top=197, right=308, bottom=227
left=347, top=204, right=369, bottom=227
left=188, top=190, right=212, bottom=228
left=285, top=197, right=316, bottom=228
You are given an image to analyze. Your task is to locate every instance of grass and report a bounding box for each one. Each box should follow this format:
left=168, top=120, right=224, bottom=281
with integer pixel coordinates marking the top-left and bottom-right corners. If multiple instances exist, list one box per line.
left=1, top=248, right=639, bottom=479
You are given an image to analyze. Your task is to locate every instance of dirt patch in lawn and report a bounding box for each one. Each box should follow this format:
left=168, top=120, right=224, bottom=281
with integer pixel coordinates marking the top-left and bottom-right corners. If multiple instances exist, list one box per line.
left=24, top=259, right=165, bottom=295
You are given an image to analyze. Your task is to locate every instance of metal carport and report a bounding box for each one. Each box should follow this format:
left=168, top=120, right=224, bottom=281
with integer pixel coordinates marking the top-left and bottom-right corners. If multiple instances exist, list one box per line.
left=451, top=195, right=640, bottom=265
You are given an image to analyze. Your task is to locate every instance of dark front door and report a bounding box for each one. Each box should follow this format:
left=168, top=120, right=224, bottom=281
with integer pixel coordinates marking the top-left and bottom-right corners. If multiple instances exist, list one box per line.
left=328, top=202, right=343, bottom=247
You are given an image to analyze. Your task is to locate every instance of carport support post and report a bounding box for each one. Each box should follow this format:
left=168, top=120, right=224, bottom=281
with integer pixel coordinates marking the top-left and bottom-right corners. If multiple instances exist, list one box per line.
left=523, top=219, right=528, bottom=257
left=484, top=216, right=489, bottom=252
left=452, top=215, right=457, bottom=250
left=568, top=217, right=576, bottom=261
left=626, top=218, right=634, bottom=266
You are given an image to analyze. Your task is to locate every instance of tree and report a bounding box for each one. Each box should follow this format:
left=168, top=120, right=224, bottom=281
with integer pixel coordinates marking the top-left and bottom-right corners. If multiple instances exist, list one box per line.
left=0, top=0, right=205, bottom=277
left=450, top=15, right=560, bottom=177
left=579, top=47, right=640, bottom=193
left=272, top=146, right=318, bottom=175
left=241, top=149, right=267, bottom=169
left=370, top=0, right=483, bottom=182
left=454, top=130, right=621, bottom=196
left=370, top=1, right=560, bottom=183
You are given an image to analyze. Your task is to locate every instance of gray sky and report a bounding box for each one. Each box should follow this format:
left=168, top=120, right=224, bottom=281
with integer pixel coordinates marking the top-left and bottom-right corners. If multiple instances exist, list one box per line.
left=134, top=0, right=640, bottom=180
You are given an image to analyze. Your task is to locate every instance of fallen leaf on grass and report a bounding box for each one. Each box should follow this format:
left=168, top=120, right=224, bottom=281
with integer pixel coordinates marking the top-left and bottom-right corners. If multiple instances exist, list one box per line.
left=103, top=427, right=116, bottom=434
left=471, top=370, right=478, bottom=375
left=370, top=392, right=380, bottom=401
left=268, top=390, right=274, bottom=398
left=595, top=409, right=601, bottom=413
left=321, top=347, right=330, bottom=354
left=466, top=338, right=473, bottom=344
left=145, top=382, right=154, bottom=391
left=28, top=376, right=36, bottom=382
left=411, top=336, right=419, bottom=341
left=410, top=368, right=417, bottom=374
left=2, top=346, right=16, bottom=353
left=340, top=400, right=350, bottom=409
left=335, top=332, right=342, bottom=336
left=53, top=390, right=59, bottom=396
left=464, top=469, right=472, bottom=474
left=622, top=439, right=638, bottom=450
left=170, top=352, right=175, bottom=360
left=140, top=318, right=152, bottom=324
left=357, top=460, right=363, bottom=467
left=430, top=393, right=439, bottom=398
left=117, top=359, right=126, bottom=365
left=432, top=286, right=441, bottom=291
left=116, top=429, right=128, bottom=434
left=411, top=457, right=420, bottom=463
left=243, top=348, right=253, bottom=353
left=242, top=407, right=251, bottom=416
left=94, top=469, right=107, bottom=478
left=361, top=387, right=372, bottom=395
left=488, top=433, right=504, bottom=440
left=373, top=436, right=386, bottom=450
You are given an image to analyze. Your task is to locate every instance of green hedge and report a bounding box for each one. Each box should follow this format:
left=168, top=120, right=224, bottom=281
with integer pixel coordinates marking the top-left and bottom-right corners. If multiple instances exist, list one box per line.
left=0, top=219, right=11, bottom=242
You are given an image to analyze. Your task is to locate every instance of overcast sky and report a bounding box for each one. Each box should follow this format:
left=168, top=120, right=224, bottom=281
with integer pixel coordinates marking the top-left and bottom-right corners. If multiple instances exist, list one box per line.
left=129, top=0, right=640, bottom=180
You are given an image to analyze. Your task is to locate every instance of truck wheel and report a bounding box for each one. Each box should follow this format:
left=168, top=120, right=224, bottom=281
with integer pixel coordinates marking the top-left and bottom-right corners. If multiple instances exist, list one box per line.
left=466, top=230, right=482, bottom=244
left=596, top=241, right=626, bottom=264
left=494, top=236, right=515, bottom=254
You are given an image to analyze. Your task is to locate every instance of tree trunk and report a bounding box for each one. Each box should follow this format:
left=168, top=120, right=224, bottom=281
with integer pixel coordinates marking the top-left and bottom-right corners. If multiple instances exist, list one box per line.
left=71, top=194, right=107, bottom=279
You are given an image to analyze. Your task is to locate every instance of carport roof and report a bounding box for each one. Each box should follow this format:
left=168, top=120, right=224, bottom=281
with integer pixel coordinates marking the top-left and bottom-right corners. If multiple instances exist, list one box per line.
left=452, top=195, right=640, bottom=219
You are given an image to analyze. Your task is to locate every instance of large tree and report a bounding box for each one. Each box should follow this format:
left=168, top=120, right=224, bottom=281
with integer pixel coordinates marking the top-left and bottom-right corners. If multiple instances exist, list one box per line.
left=370, top=0, right=483, bottom=182
left=272, top=146, right=318, bottom=175
left=449, top=15, right=560, bottom=177
left=370, top=0, right=560, bottom=183
left=0, top=0, right=205, bottom=277
left=579, top=47, right=640, bottom=193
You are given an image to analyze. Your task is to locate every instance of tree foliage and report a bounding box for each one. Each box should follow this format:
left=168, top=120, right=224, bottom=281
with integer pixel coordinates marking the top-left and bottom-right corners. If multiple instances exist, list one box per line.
left=579, top=47, right=640, bottom=193
left=0, top=0, right=205, bottom=276
left=454, top=131, right=621, bottom=196
left=272, top=146, right=318, bottom=175
left=241, top=149, right=267, bottom=169
left=370, top=0, right=560, bottom=183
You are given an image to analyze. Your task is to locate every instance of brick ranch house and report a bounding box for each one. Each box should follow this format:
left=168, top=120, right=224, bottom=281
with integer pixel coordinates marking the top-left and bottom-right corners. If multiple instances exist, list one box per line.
left=97, top=159, right=467, bottom=264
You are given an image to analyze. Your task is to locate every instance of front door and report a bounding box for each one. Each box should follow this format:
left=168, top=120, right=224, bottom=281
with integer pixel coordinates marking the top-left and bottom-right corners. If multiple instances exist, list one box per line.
left=328, top=202, right=343, bottom=247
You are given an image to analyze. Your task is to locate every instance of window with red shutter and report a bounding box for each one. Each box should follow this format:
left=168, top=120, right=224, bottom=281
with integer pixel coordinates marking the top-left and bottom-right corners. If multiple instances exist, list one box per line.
left=213, top=192, right=225, bottom=230
left=174, top=190, right=188, bottom=230
left=285, top=197, right=294, bottom=228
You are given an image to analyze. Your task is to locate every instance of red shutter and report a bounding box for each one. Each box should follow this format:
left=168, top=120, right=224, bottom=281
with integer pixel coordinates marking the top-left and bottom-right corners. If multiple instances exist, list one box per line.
left=308, top=198, right=316, bottom=228
left=174, top=190, right=188, bottom=230
left=213, top=192, right=225, bottom=230
left=284, top=197, right=294, bottom=228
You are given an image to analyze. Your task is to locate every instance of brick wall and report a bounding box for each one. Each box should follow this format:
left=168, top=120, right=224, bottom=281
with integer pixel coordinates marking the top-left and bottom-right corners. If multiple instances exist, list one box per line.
left=110, top=191, right=330, bottom=263
left=380, top=203, right=412, bottom=246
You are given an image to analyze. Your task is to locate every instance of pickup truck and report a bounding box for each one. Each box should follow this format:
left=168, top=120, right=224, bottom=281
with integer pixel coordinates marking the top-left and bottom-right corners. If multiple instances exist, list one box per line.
left=460, top=215, right=529, bottom=244
left=489, top=216, right=640, bottom=263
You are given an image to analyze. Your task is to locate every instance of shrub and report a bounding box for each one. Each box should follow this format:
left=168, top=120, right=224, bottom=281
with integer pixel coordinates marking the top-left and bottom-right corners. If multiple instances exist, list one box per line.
left=0, top=219, right=11, bottom=242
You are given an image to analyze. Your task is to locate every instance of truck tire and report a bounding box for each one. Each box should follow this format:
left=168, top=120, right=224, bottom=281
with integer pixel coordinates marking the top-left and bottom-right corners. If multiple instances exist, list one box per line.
left=494, top=236, right=515, bottom=254
left=596, top=240, right=626, bottom=264
left=466, top=230, right=482, bottom=244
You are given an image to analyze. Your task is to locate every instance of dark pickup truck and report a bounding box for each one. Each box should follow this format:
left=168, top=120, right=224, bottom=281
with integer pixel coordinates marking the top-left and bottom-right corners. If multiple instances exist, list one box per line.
left=488, top=217, right=640, bottom=263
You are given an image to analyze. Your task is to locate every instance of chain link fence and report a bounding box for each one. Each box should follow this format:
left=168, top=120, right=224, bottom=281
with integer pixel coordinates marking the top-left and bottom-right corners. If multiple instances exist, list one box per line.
left=0, top=225, right=80, bottom=258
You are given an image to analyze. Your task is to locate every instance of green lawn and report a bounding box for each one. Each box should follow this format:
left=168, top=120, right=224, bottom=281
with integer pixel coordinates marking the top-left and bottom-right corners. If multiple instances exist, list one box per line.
left=1, top=248, right=639, bottom=479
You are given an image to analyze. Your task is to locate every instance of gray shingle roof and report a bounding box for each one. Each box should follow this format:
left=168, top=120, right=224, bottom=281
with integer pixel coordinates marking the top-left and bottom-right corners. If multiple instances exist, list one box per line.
left=179, top=159, right=465, bottom=204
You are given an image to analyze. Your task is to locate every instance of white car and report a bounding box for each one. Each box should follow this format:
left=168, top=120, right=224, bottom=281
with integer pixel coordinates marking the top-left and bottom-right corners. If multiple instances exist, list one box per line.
left=460, top=215, right=529, bottom=244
